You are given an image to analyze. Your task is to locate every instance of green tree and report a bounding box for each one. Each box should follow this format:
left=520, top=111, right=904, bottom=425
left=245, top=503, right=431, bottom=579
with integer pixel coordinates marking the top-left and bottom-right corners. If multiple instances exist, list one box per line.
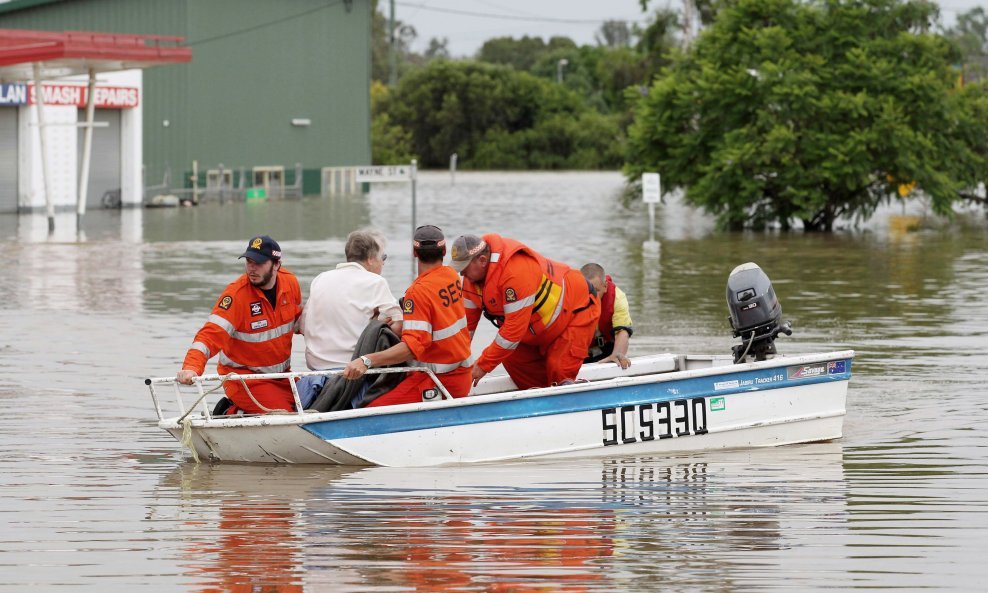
left=626, top=0, right=988, bottom=231
left=424, top=37, right=450, bottom=60
left=944, top=7, right=988, bottom=83
left=370, top=0, right=418, bottom=83
left=596, top=20, right=633, bottom=48
left=476, top=36, right=551, bottom=71
left=370, top=81, right=415, bottom=165
left=382, top=61, right=622, bottom=169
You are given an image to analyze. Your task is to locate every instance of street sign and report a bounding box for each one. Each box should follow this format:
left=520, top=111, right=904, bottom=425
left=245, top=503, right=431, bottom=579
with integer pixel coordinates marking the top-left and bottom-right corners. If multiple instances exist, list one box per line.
left=355, top=165, right=412, bottom=183
left=642, top=172, right=661, bottom=203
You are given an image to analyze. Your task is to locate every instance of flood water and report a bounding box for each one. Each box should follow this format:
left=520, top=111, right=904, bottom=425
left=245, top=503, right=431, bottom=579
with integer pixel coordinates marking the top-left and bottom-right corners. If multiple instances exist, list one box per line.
left=2, top=171, right=987, bottom=591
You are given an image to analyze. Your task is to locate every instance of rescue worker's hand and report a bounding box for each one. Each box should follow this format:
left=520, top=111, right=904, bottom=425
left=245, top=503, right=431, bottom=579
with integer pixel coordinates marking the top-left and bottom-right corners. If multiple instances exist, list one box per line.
left=602, top=353, right=631, bottom=369
left=343, top=358, right=368, bottom=380
left=176, top=369, right=198, bottom=385
left=471, top=365, right=488, bottom=387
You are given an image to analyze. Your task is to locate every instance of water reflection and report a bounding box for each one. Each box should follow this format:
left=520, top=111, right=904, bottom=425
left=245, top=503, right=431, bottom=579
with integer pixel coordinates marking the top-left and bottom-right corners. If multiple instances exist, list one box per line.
left=166, top=444, right=844, bottom=591
left=3, top=210, right=145, bottom=312
left=158, top=465, right=351, bottom=592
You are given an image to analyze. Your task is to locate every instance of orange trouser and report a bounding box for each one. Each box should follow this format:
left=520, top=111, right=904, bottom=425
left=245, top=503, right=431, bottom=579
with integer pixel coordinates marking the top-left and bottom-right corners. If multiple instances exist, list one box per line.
left=224, top=377, right=296, bottom=414
left=367, top=366, right=472, bottom=407
left=503, top=297, right=600, bottom=390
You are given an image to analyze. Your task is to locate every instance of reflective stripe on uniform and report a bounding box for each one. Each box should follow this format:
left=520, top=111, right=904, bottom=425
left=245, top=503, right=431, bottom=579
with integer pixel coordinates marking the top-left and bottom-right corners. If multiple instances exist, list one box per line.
left=207, top=314, right=236, bottom=335
left=405, top=317, right=467, bottom=341
left=191, top=341, right=211, bottom=357
left=532, top=275, right=564, bottom=329
left=422, top=355, right=474, bottom=374
left=432, top=316, right=467, bottom=340
left=403, top=320, right=433, bottom=333
left=503, top=293, right=536, bottom=314
left=219, top=352, right=291, bottom=374
left=463, top=299, right=479, bottom=309
left=494, top=334, right=519, bottom=350
left=544, top=281, right=566, bottom=329
left=490, top=252, right=501, bottom=263
left=231, top=320, right=296, bottom=343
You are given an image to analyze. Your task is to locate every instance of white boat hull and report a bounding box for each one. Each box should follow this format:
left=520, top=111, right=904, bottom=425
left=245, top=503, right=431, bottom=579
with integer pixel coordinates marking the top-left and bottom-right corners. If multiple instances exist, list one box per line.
left=157, top=351, right=852, bottom=467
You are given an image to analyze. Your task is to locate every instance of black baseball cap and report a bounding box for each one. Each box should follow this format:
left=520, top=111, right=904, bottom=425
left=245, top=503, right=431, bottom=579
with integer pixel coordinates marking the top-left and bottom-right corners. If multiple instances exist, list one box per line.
left=239, top=235, right=282, bottom=263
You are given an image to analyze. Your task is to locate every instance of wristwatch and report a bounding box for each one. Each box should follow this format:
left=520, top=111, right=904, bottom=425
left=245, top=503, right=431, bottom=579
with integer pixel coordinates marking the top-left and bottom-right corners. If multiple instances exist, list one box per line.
left=360, top=355, right=373, bottom=369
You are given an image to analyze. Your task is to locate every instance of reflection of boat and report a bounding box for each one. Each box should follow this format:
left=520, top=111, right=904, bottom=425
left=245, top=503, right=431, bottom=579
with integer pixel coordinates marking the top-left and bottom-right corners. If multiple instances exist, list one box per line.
left=149, top=444, right=846, bottom=591
left=147, top=350, right=852, bottom=466
left=146, top=262, right=852, bottom=466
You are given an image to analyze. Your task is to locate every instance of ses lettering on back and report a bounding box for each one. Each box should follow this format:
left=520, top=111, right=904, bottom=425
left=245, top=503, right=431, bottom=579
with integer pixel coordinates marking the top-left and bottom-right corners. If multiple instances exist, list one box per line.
left=438, top=280, right=462, bottom=307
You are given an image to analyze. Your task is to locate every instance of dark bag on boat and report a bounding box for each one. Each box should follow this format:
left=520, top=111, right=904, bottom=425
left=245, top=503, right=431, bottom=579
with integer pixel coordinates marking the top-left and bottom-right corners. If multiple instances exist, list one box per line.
left=212, top=397, right=233, bottom=416
left=307, top=320, right=407, bottom=412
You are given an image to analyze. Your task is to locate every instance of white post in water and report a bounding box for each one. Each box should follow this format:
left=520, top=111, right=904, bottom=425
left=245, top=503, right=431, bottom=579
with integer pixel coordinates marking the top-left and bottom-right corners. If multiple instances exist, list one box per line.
left=354, top=162, right=417, bottom=276
left=77, top=68, right=97, bottom=219
left=449, top=153, right=457, bottom=185
left=410, top=159, right=418, bottom=276
left=642, top=172, right=661, bottom=254
left=32, top=62, right=55, bottom=233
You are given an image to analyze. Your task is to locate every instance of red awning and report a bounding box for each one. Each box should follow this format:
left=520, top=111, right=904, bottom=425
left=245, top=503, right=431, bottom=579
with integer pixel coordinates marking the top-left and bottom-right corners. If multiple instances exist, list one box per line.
left=0, top=28, right=191, bottom=81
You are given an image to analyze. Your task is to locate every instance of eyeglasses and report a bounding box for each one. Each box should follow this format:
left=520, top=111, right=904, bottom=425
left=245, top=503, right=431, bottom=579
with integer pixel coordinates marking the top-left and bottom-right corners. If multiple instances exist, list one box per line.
left=381, top=253, right=388, bottom=262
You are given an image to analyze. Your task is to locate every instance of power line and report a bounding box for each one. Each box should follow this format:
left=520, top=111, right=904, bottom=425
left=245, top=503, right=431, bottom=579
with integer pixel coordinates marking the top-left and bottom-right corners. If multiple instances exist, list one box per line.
left=184, top=0, right=344, bottom=47
left=395, top=1, right=639, bottom=24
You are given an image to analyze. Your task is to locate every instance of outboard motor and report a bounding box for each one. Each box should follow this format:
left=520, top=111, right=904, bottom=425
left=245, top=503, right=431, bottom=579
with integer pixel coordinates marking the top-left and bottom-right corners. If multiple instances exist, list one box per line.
left=727, top=262, right=792, bottom=364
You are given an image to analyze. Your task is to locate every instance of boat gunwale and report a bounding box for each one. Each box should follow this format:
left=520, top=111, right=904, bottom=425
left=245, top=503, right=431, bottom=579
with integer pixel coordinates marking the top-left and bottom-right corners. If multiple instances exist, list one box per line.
left=157, top=350, right=854, bottom=431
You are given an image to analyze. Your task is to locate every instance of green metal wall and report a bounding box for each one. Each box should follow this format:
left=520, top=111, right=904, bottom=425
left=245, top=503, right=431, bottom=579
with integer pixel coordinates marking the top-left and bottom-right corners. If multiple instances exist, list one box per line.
left=0, top=0, right=372, bottom=194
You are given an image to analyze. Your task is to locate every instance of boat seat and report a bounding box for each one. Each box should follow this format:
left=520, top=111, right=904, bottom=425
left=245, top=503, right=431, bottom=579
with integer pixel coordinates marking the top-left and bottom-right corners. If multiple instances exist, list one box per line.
left=469, top=353, right=679, bottom=396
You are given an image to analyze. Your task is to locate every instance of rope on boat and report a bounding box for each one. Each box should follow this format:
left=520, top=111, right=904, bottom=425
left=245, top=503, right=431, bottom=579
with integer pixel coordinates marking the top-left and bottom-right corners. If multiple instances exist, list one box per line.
left=176, top=378, right=227, bottom=464
left=234, top=374, right=289, bottom=414
left=180, top=418, right=200, bottom=464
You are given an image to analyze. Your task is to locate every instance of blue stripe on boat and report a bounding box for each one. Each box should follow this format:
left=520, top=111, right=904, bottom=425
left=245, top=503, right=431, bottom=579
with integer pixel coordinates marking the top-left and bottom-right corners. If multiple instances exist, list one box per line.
left=302, top=359, right=852, bottom=441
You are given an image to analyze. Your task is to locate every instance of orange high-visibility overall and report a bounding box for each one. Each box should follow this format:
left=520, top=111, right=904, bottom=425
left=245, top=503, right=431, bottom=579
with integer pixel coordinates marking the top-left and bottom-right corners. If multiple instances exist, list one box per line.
left=369, top=265, right=473, bottom=406
left=182, top=268, right=302, bottom=414
left=463, top=234, right=599, bottom=390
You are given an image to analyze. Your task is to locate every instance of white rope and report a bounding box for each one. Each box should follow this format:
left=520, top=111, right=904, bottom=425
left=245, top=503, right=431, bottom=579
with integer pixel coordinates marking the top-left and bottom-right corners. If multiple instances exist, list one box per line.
left=175, top=377, right=227, bottom=464
left=180, top=418, right=201, bottom=464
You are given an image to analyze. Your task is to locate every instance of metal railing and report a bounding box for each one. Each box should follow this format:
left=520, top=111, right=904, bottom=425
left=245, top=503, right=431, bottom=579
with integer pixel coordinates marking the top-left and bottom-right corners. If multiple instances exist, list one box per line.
left=145, top=366, right=451, bottom=422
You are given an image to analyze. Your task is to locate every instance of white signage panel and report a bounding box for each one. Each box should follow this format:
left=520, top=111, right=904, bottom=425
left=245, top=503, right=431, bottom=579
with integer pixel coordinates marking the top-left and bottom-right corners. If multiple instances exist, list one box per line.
left=642, top=172, right=661, bottom=204
left=356, top=165, right=412, bottom=183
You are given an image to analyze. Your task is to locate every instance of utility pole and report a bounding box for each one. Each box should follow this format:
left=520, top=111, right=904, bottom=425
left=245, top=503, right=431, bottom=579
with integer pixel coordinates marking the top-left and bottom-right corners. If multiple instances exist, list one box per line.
left=388, top=0, right=397, bottom=87
left=682, top=0, right=695, bottom=46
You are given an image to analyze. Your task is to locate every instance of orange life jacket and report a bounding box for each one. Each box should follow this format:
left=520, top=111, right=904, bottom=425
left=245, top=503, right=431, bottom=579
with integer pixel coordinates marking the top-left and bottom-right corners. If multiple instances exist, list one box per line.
left=479, top=233, right=570, bottom=342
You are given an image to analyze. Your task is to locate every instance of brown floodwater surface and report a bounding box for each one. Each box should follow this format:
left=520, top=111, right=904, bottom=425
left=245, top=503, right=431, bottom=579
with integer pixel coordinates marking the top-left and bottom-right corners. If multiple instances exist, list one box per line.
left=1, top=171, right=986, bottom=591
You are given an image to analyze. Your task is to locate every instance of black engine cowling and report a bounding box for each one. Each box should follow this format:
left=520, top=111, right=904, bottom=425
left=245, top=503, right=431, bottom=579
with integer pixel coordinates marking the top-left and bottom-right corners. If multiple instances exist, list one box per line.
left=727, top=262, right=792, bottom=363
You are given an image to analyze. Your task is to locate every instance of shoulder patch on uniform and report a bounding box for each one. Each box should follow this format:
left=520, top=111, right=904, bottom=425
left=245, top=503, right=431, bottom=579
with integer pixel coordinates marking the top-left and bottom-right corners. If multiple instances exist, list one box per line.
left=505, top=287, right=517, bottom=302
left=403, top=298, right=415, bottom=314
left=218, top=295, right=233, bottom=310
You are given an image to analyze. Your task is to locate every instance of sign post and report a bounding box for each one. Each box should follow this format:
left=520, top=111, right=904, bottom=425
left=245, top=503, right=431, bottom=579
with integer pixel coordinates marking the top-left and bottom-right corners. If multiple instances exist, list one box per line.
left=641, top=172, right=661, bottom=253
left=356, top=161, right=418, bottom=275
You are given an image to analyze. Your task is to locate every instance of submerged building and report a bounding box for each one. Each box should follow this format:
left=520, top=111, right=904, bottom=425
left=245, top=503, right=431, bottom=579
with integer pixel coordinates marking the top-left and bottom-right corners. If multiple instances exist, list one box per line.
left=0, top=0, right=372, bottom=213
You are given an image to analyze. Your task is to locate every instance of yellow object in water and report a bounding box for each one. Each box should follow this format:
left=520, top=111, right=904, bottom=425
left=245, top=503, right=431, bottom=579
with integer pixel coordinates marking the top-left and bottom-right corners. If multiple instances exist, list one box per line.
left=889, top=215, right=921, bottom=234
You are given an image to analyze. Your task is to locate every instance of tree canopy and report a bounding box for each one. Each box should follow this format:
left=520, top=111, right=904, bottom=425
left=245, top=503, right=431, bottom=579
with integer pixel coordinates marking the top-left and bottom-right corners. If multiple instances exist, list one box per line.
left=379, top=61, right=623, bottom=170
left=625, top=0, right=988, bottom=231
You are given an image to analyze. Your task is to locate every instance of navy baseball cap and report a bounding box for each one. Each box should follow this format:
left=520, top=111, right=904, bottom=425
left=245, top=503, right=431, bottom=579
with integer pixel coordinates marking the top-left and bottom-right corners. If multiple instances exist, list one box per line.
left=239, top=235, right=282, bottom=263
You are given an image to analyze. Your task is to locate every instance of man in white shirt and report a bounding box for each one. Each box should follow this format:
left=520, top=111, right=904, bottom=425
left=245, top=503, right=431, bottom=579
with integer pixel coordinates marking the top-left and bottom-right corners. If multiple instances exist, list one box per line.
left=300, top=229, right=404, bottom=370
